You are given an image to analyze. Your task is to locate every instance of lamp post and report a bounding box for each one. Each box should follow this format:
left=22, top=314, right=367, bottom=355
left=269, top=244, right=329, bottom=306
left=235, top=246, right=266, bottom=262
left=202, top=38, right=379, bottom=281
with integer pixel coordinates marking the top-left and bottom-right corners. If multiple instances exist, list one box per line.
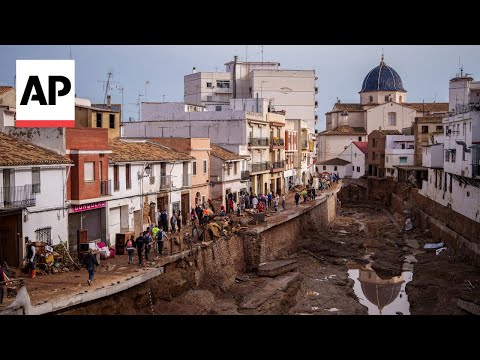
left=138, top=164, right=151, bottom=228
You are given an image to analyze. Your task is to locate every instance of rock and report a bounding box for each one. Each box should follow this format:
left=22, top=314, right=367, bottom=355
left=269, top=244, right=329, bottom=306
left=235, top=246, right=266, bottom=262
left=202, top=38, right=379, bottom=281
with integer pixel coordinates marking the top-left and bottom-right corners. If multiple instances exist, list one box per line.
left=406, top=239, right=420, bottom=249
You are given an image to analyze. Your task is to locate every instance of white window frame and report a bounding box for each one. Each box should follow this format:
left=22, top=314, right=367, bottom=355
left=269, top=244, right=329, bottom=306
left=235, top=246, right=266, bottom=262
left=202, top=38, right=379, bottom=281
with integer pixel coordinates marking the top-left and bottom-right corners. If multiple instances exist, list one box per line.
left=84, top=162, right=95, bottom=182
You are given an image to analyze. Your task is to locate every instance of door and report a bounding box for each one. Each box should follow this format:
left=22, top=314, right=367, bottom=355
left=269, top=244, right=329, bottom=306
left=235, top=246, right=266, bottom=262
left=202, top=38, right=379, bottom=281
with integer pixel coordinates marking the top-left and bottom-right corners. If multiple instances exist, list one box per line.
left=0, top=213, right=20, bottom=267
left=181, top=193, right=189, bottom=225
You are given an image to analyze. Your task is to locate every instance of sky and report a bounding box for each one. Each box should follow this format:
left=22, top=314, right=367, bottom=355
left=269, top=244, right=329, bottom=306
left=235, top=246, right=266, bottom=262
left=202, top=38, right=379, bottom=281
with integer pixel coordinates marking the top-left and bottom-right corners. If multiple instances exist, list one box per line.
left=1, top=45, right=479, bottom=131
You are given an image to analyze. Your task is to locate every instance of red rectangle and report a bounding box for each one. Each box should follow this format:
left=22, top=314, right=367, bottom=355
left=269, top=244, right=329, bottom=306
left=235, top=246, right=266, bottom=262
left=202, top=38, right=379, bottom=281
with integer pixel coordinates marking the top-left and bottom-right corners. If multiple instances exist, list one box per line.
left=16, top=120, right=75, bottom=128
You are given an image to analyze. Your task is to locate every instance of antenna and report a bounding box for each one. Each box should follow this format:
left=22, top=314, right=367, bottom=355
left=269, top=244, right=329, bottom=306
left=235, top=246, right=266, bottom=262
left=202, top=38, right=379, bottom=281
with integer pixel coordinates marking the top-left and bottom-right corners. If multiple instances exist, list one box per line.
left=144, top=80, right=150, bottom=102
left=116, top=86, right=125, bottom=122
left=97, top=72, right=117, bottom=105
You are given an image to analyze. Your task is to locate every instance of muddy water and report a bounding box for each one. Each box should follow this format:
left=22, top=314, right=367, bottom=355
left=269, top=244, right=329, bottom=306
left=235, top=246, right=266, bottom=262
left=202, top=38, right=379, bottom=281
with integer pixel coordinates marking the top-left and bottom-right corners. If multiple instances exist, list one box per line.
left=348, top=266, right=413, bottom=315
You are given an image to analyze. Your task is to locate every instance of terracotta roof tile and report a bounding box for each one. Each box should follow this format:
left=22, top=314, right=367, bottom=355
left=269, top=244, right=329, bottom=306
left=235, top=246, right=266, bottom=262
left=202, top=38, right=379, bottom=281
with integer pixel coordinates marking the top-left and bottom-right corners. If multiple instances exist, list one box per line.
left=406, top=103, right=449, bottom=113
left=352, top=141, right=368, bottom=154
left=330, top=103, right=364, bottom=112
left=369, top=129, right=402, bottom=136
left=319, top=125, right=367, bottom=136
left=318, top=158, right=351, bottom=166
left=0, top=86, right=14, bottom=95
left=210, top=144, right=245, bottom=161
left=108, top=140, right=194, bottom=163
left=0, top=132, right=72, bottom=166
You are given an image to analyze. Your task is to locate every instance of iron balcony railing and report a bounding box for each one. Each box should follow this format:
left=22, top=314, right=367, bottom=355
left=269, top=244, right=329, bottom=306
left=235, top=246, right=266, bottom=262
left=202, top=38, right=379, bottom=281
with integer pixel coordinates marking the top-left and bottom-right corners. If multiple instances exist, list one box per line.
left=32, top=183, right=41, bottom=194
left=270, top=138, right=285, bottom=146
left=241, top=170, right=250, bottom=180
left=149, top=176, right=156, bottom=185
left=271, top=161, right=285, bottom=170
left=251, top=162, right=271, bottom=173
left=183, top=173, right=192, bottom=187
left=248, top=137, right=269, bottom=147
left=0, top=185, right=36, bottom=209
left=160, top=175, right=173, bottom=191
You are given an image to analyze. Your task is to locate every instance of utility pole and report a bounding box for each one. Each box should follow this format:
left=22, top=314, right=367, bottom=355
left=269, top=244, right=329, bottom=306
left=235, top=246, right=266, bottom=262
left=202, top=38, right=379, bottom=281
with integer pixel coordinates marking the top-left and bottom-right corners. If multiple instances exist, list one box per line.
left=145, top=80, right=150, bottom=102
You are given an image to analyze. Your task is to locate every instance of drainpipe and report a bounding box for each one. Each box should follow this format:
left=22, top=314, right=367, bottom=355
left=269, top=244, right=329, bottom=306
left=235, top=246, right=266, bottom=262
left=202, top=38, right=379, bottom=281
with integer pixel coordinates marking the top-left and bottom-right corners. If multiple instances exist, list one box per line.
left=233, top=55, right=238, bottom=99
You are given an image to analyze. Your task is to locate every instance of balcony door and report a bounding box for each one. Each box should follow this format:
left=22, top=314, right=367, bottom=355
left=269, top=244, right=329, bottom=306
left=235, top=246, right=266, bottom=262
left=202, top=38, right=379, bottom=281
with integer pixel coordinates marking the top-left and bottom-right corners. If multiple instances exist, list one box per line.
left=3, top=169, right=13, bottom=205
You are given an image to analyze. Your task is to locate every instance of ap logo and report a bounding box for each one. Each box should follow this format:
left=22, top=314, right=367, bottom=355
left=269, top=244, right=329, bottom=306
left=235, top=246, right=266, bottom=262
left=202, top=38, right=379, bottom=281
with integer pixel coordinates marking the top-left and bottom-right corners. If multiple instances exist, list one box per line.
left=16, top=60, right=75, bottom=127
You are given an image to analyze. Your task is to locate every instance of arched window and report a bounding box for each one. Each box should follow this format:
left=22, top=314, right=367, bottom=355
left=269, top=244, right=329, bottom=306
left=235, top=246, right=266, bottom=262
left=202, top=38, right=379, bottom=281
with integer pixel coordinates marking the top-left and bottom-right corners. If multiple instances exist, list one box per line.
left=369, top=95, right=373, bottom=103
left=399, top=95, right=403, bottom=103
left=388, top=112, right=396, bottom=126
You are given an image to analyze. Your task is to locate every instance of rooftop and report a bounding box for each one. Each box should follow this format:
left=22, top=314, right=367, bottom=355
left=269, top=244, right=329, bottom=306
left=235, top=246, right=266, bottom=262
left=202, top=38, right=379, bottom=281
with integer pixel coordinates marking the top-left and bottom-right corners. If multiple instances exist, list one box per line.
left=318, top=158, right=351, bottom=166
left=108, top=140, right=194, bottom=163
left=210, top=144, right=245, bottom=161
left=0, top=133, right=72, bottom=166
left=353, top=141, right=368, bottom=154
left=406, top=103, right=449, bottom=113
left=0, top=86, right=14, bottom=95
left=319, top=125, right=367, bottom=136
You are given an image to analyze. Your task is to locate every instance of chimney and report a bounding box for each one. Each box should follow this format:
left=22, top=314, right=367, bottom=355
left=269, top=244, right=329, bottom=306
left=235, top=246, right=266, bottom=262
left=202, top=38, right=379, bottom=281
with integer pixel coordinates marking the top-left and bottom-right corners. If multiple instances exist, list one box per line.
left=107, top=95, right=111, bottom=110
left=192, top=67, right=196, bottom=74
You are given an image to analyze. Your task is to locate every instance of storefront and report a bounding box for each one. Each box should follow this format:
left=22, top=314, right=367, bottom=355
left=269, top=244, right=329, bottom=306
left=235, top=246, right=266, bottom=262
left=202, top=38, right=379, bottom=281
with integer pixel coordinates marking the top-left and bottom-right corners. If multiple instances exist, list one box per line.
left=68, top=201, right=107, bottom=252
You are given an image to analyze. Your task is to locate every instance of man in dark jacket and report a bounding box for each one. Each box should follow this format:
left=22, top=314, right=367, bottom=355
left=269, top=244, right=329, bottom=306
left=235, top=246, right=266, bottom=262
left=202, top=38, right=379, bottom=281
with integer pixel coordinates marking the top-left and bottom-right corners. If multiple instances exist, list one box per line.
left=85, top=249, right=99, bottom=286
left=135, top=234, right=144, bottom=268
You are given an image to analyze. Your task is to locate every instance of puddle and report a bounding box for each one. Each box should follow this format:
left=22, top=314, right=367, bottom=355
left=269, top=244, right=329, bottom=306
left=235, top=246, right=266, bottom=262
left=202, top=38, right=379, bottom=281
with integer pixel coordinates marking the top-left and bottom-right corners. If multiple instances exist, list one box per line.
left=348, top=263, right=413, bottom=315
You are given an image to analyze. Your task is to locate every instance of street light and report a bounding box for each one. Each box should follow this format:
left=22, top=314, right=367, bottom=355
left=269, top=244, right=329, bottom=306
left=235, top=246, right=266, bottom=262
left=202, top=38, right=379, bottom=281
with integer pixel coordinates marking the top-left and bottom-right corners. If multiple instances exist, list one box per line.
left=138, top=164, right=151, bottom=179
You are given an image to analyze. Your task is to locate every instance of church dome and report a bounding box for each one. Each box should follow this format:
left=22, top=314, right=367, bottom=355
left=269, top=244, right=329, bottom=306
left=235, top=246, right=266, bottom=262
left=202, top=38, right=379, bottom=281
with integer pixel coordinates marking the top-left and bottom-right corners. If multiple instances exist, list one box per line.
left=360, top=56, right=406, bottom=92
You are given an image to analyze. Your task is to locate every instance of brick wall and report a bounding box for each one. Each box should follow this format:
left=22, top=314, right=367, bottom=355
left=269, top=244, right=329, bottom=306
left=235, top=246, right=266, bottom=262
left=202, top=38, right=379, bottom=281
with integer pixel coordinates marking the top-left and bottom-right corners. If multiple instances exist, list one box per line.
left=66, top=128, right=109, bottom=150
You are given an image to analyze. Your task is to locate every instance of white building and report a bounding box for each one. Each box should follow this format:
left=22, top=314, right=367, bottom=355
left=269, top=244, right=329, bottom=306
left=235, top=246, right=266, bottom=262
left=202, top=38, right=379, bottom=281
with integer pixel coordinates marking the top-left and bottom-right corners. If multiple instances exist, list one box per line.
left=317, top=56, right=448, bottom=163
left=338, top=141, right=368, bottom=178
left=419, top=72, right=480, bottom=223
left=317, top=158, right=352, bottom=178
left=106, top=139, right=194, bottom=244
left=210, top=144, right=249, bottom=207
left=126, top=98, right=286, bottom=196
left=184, top=56, right=317, bottom=136
left=0, top=133, right=72, bottom=267
left=385, top=135, right=415, bottom=178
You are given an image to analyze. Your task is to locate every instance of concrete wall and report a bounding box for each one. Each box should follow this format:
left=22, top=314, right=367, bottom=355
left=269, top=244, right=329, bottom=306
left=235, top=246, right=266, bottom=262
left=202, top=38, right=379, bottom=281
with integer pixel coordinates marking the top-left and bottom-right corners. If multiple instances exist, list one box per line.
left=1, top=127, right=66, bottom=155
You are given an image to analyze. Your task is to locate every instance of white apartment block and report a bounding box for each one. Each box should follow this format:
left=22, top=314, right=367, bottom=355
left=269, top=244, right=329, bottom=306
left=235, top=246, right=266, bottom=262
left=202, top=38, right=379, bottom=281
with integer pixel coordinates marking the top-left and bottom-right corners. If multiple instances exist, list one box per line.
left=385, top=135, right=415, bottom=178
left=338, top=141, right=367, bottom=179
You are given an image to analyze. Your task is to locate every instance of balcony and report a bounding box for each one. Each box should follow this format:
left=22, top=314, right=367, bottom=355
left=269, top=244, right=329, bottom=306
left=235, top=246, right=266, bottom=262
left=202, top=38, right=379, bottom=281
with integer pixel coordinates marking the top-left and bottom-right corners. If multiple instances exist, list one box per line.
left=248, top=137, right=269, bottom=147
left=159, top=175, right=172, bottom=191
left=100, top=180, right=112, bottom=196
left=183, top=173, right=192, bottom=187
left=32, top=183, right=41, bottom=194
left=149, top=176, right=156, bottom=185
left=251, top=162, right=271, bottom=173
left=473, top=164, right=480, bottom=177
left=241, top=170, right=250, bottom=181
left=271, top=161, right=285, bottom=172
left=270, top=137, right=285, bottom=149
left=0, top=185, right=36, bottom=209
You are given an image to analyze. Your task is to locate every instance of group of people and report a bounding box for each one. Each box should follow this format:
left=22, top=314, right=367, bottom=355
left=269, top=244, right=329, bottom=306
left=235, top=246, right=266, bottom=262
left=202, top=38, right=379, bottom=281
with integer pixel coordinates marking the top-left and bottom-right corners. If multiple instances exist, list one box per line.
left=233, top=192, right=286, bottom=213
left=158, top=210, right=183, bottom=234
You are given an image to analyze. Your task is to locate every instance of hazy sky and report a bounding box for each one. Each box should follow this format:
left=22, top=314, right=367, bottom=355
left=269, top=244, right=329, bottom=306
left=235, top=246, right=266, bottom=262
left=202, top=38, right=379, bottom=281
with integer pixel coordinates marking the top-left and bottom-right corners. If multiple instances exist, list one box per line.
left=1, top=45, right=479, bottom=131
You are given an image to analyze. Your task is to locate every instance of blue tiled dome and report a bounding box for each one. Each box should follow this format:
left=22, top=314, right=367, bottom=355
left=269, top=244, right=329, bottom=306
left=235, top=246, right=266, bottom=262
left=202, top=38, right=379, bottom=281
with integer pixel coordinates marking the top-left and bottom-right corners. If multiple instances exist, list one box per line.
left=360, top=57, right=406, bottom=92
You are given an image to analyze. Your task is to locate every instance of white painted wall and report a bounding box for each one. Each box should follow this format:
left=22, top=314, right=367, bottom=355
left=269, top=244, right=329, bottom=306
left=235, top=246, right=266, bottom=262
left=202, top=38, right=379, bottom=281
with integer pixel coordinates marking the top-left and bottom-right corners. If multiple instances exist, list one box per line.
left=366, top=102, right=416, bottom=134
left=326, top=111, right=365, bottom=130
left=1, top=166, right=69, bottom=245
left=338, top=143, right=366, bottom=178
left=317, top=163, right=351, bottom=178
left=422, top=144, right=444, bottom=168
left=420, top=169, right=480, bottom=223
left=317, top=134, right=365, bottom=162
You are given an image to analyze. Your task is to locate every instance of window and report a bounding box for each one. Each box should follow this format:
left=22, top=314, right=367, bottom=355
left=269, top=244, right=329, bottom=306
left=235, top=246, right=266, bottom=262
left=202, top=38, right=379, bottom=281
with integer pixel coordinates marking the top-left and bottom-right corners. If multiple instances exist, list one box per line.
left=216, top=80, right=230, bottom=88
left=193, top=161, right=197, bottom=175
left=206, top=96, right=213, bottom=102
left=422, top=126, right=429, bottom=133
left=352, top=166, right=355, bottom=171
left=334, top=166, right=338, bottom=171
left=109, top=114, right=115, bottom=129
left=227, top=163, right=231, bottom=176
left=372, top=139, right=376, bottom=147
left=203, top=160, right=207, bottom=174
left=463, top=123, right=466, bottom=136
left=445, top=150, right=449, bottom=162
left=113, top=164, right=119, bottom=191
left=369, top=96, right=373, bottom=103
left=356, top=166, right=360, bottom=172
left=234, top=162, right=238, bottom=175
left=84, top=162, right=94, bottom=182
left=126, top=164, right=131, bottom=189
left=399, top=157, right=408, bottom=164
left=385, top=95, right=389, bottom=101
left=451, top=149, right=456, bottom=163
left=32, top=168, right=41, bottom=193
left=358, top=137, right=362, bottom=141
left=215, top=105, right=222, bottom=111
left=386, top=156, right=389, bottom=162
left=399, top=96, right=403, bottom=103
left=35, top=227, right=52, bottom=246
left=436, top=126, right=443, bottom=131
left=449, top=174, right=452, bottom=193
left=96, top=113, right=102, bottom=127
left=388, top=112, right=396, bottom=126
left=372, top=152, right=376, bottom=160
left=462, top=149, right=466, bottom=161
left=354, top=153, right=357, bottom=158
left=201, top=195, right=206, bottom=205
left=206, top=82, right=212, bottom=88
left=323, top=166, right=326, bottom=170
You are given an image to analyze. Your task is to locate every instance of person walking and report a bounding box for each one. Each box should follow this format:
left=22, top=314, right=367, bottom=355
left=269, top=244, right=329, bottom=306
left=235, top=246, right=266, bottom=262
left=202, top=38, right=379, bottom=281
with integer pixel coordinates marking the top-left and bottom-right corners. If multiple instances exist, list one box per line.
left=85, top=248, right=99, bottom=286
left=177, top=211, right=182, bottom=233
left=156, top=227, right=167, bottom=255
left=294, top=192, right=300, bottom=207
left=282, top=194, right=286, bottom=210
left=170, top=213, right=177, bottom=233
left=135, top=234, right=144, bottom=268
left=143, top=230, right=152, bottom=262
left=126, top=235, right=135, bottom=265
